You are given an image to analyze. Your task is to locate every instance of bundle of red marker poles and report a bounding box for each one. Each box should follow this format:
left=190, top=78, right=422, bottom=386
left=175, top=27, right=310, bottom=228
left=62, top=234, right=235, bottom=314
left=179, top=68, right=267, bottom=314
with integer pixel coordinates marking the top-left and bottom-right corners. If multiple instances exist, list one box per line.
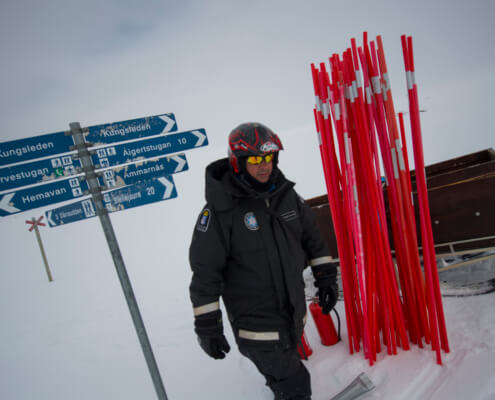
left=310, top=33, right=450, bottom=365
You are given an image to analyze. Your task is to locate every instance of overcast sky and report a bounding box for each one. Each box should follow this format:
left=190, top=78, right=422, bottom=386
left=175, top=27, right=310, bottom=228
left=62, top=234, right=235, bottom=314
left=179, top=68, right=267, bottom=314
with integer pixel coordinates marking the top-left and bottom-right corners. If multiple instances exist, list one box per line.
left=0, top=0, right=494, bottom=167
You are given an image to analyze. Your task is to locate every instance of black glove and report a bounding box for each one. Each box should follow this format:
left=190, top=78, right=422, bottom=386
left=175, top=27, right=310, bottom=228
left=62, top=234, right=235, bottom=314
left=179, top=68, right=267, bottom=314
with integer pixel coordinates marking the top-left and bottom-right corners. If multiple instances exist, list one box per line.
left=194, top=310, right=231, bottom=360
left=317, top=283, right=338, bottom=315
left=312, top=261, right=338, bottom=314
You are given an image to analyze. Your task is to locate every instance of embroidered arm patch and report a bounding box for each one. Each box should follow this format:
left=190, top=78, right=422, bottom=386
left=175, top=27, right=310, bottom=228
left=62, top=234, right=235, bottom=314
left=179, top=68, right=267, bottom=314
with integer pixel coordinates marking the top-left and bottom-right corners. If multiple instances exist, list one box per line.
left=196, top=208, right=211, bottom=232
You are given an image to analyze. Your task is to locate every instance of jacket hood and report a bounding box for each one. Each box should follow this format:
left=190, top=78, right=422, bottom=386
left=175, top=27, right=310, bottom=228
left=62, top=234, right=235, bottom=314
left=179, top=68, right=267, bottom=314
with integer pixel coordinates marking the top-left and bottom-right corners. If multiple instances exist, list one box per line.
left=204, top=158, right=294, bottom=211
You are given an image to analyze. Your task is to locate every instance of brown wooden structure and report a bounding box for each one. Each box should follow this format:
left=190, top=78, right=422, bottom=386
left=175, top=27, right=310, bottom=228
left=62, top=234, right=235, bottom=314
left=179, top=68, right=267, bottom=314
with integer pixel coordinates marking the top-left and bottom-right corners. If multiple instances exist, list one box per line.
left=306, top=149, right=495, bottom=260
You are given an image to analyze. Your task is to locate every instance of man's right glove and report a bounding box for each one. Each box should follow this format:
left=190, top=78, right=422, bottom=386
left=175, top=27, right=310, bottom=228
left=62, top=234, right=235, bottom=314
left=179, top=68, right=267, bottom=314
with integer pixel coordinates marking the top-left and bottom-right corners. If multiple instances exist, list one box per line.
left=194, top=310, right=231, bottom=360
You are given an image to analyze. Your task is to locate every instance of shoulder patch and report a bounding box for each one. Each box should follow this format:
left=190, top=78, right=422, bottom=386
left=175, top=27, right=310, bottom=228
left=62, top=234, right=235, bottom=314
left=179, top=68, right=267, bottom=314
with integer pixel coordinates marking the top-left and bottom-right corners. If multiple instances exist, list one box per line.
left=196, top=208, right=211, bottom=232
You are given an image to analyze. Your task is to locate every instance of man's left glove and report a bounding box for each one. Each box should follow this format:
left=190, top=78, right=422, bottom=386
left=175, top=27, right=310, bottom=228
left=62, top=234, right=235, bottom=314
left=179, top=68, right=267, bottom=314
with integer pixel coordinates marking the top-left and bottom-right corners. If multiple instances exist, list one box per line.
left=312, top=261, right=339, bottom=315
left=317, top=283, right=338, bottom=315
left=194, top=310, right=231, bottom=360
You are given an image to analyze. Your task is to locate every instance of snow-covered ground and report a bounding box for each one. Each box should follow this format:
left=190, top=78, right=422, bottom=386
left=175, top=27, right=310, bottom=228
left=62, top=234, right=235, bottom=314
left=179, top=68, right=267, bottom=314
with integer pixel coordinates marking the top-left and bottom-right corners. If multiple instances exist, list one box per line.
left=1, top=235, right=494, bottom=400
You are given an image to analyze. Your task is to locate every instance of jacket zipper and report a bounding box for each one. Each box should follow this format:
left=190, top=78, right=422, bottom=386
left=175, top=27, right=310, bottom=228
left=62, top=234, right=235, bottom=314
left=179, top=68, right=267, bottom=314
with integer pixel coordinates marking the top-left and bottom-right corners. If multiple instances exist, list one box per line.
left=265, top=198, right=270, bottom=208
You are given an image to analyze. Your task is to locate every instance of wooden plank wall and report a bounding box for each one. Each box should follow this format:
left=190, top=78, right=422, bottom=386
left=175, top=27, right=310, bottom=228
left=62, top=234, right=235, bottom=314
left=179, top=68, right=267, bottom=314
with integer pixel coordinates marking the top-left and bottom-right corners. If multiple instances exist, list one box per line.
left=307, top=149, right=495, bottom=258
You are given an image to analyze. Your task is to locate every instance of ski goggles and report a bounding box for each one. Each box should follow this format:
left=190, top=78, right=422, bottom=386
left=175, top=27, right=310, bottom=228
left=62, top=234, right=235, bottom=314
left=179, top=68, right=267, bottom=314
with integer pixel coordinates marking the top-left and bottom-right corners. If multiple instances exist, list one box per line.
left=246, top=153, right=274, bottom=165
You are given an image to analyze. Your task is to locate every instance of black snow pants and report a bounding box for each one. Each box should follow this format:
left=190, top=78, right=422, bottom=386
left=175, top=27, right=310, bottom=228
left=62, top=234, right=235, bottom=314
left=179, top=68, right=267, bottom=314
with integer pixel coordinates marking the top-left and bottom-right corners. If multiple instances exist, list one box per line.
left=238, top=342, right=311, bottom=400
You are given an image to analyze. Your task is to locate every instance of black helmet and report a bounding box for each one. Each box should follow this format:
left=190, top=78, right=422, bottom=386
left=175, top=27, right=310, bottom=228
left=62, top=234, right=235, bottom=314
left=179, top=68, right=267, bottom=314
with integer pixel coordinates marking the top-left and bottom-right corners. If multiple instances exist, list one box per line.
left=228, top=122, right=283, bottom=173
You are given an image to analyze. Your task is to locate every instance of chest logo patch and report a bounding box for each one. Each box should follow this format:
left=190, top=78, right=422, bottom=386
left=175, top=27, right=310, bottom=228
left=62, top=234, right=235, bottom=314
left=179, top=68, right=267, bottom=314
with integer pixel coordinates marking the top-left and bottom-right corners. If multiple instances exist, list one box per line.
left=244, top=212, right=259, bottom=231
left=196, top=208, right=211, bottom=232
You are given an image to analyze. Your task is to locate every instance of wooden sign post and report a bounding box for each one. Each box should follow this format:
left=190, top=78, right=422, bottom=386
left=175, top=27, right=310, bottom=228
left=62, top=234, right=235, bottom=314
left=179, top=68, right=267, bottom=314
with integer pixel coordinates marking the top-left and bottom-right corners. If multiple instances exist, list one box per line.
left=26, top=216, right=53, bottom=282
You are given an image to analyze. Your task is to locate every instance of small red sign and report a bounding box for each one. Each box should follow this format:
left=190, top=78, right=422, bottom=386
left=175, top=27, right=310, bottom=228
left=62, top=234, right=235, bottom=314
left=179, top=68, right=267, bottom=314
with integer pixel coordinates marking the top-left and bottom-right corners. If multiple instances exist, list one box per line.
left=26, top=216, right=46, bottom=232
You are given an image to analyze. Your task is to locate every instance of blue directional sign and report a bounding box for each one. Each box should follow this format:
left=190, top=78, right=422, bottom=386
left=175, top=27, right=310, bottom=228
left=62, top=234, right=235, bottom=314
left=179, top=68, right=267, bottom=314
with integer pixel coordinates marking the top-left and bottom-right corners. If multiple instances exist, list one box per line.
left=0, top=112, right=177, bottom=167
left=85, top=113, right=177, bottom=146
left=0, top=154, right=81, bottom=192
left=45, top=176, right=177, bottom=227
left=0, top=131, right=74, bottom=167
left=91, top=129, right=207, bottom=168
left=0, top=177, right=88, bottom=217
left=98, top=154, right=188, bottom=189
left=45, top=198, right=97, bottom=226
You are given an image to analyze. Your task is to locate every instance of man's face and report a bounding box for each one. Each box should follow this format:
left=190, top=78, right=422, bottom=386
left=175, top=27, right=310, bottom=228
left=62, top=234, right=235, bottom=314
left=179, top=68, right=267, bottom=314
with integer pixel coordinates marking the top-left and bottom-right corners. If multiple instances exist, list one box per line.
left=245, top=155, right=273, bottom=183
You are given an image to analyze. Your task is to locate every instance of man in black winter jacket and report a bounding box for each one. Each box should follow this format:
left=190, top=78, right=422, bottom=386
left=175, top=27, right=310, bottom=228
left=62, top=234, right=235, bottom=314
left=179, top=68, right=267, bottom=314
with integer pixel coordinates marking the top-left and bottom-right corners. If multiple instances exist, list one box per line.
left=189, top=122, right=338, bottom=400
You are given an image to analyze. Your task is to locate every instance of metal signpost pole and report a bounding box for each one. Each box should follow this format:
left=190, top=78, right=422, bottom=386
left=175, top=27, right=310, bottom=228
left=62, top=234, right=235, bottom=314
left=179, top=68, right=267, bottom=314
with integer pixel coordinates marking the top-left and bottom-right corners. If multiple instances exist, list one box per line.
left=69, top=122, right=168, bottom=400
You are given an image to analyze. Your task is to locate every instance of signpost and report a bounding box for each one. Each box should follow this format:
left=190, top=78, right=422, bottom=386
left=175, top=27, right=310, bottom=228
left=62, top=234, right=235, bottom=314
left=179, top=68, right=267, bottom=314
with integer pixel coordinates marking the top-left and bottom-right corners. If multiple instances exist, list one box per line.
left=0, top=154, right=81, bottom=191
left=68, top=121, right=170, bottom=400
left=91, top=129, right=207, bottom=168
left=0, top=177, right=87, bottom=217
left=46, top=176, right=178, bottom=227
left=0, top=112, right=208, bottom=400
left=0, top=151, right=188, bottom=192
left=25, top=216, right=53, bottom=282
left=85, top=113, right=177, bottom=145
left=0, top=131, right=74, bottom=167
left=97, top=154, right=188, bottom=190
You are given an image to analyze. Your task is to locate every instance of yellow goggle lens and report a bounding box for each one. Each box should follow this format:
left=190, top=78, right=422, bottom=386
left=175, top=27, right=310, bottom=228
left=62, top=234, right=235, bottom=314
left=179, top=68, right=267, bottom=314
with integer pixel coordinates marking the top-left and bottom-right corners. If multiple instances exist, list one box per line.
left=246, top=154, right=274, bottom=165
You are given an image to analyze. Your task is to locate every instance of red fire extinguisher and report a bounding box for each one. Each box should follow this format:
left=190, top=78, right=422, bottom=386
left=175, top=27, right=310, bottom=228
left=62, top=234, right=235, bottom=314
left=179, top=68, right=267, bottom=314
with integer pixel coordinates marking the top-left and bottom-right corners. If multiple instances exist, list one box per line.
left=309, top=300, right=340, bottom=346
left=297, top=330, right=313, bottom=359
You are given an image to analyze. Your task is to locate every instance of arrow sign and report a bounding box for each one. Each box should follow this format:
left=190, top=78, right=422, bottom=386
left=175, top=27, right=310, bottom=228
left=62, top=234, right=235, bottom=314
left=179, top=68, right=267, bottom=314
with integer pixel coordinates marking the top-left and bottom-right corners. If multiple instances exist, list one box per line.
left=0, top=113, right=177, bottom=167
left=85, top=113, right=177, bottom=146
left=46, top=176, right=177, bottom=227
left=0, top=131, right=74, bottom=167
left=0, top=154, right=82, bottom=192
left=0, top=177, right=88, bottom=217
left=91, top=129, right=207, bottom=168
left=97, top=154, right=188, bottom=190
